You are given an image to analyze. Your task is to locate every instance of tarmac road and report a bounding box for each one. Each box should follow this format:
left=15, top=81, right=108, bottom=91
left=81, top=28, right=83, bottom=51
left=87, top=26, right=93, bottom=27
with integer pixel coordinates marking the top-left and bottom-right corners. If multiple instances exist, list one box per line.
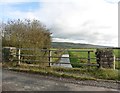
left=2, top=69, right=119, bottom=91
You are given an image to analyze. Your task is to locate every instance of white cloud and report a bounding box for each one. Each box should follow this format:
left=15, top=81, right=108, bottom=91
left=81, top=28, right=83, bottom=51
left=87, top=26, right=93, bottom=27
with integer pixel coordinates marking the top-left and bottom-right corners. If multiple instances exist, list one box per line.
left=38, top=0, right=118, bottom=46
left=1, top=0, right=118, bottom=47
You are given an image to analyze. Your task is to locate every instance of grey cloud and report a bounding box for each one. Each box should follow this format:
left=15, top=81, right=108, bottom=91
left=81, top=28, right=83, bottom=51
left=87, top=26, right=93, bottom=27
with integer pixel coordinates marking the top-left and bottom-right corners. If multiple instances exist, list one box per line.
left=1, top=0, right=117, bottom=46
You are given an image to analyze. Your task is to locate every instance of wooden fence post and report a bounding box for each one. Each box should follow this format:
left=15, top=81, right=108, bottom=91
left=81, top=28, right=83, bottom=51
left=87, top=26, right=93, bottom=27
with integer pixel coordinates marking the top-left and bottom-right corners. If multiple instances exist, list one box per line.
left=48, top=50, right=51, bottom=67
left=113, top=54, right=115, bottom=70
left=88, top=51, right=90, bottom=69
left=18, top=48, right=21, bottom=65
left=50, top=51, right=52, bottom=65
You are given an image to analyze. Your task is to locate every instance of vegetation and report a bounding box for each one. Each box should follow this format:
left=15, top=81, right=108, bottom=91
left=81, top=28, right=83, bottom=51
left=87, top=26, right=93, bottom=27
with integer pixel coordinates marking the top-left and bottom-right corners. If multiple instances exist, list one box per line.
left=2, top=19, right=51, bottom=48
left=113, top=49, right=119, bottom=58
left=51, top=49, right=65, bottom=64
left=2, top=19, right=51, bottom=65
left=69, top=49, right=96, bottom=68
left=2, top=62, right=119, bottom=81
left=69, top=48, right=120, bottom=69
left=1, top=19, right=119, bottom=81
left=52, top=42, right=109, bottom=48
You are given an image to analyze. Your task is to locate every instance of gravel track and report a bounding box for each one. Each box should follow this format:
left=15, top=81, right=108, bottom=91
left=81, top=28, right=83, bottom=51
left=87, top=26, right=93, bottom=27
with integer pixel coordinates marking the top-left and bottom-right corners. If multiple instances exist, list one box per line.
left=52, top=54, right=72, bottom=68
left=2, top=69, right=120, bottom=91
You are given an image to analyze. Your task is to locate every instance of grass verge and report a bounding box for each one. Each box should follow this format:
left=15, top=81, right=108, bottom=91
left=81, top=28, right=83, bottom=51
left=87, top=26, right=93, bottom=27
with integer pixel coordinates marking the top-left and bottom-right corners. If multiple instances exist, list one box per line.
left=3, top=62, right=120, bottom=81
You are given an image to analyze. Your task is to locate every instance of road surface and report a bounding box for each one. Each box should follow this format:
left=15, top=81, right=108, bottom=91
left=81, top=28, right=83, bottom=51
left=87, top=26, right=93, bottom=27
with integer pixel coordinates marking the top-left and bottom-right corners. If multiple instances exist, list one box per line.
left=2, top=69, right=119, bottom=91
left=52, top=54, right=72, bottom=68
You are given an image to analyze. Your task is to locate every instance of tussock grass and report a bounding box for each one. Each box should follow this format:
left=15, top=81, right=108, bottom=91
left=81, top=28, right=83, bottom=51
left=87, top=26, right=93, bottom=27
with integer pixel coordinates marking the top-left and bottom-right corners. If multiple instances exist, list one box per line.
left=90, top=68, right=119, bottom=80
left=3, top=62, right=120, bottom=81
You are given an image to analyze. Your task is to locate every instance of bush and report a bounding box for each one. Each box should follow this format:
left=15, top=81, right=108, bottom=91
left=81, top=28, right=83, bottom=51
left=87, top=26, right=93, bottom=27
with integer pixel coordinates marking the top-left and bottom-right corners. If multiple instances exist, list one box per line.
left=2, top=19, right=51, bottom=49
left=2, top=19, right=51, bottom=66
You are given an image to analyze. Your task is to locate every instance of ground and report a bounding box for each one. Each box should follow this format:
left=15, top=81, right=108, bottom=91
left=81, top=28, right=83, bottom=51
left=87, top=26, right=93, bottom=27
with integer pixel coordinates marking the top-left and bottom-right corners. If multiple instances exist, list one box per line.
left=2, top=69, right=119, bottom=91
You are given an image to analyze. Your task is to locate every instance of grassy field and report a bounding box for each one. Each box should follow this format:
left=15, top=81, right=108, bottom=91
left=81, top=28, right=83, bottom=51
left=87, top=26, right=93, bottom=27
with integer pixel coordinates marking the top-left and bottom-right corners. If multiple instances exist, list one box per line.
left=113, top=49, right=119, bottom=58
left=68, top=48, right=120, bottom=69
left=113, top=49, right=120, bottom=69
left=68, top=49, right=96, bottom=68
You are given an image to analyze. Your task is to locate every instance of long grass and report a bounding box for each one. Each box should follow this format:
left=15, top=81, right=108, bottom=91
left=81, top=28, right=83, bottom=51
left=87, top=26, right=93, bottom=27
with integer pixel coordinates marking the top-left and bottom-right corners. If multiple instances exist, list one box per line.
left=3, top=62, right=119, bottom=81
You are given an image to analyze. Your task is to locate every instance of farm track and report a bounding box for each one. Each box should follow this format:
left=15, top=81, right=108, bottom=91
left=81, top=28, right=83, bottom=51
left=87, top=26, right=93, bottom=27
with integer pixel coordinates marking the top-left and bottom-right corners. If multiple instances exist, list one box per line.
left=52, top=54, right=72, bottom=68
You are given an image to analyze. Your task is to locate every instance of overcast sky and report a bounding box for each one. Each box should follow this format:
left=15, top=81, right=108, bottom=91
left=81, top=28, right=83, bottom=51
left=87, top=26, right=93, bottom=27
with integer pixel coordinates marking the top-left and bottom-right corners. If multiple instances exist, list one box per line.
left=0, top=0, right=119, bottom=47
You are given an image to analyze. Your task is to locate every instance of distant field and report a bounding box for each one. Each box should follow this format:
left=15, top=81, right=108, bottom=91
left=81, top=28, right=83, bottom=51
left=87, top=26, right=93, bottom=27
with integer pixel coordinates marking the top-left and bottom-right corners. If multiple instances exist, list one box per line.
left=68, top=48, right=120, bottom=69
left=113, top=49, right=119, bottom=58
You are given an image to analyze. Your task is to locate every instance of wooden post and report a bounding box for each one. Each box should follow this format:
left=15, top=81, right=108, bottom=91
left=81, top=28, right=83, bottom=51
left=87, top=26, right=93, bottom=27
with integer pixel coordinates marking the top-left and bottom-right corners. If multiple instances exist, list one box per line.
left=88, top=51, right=90, bottom=69
left=48, top=50, right=51, bottom=67
left=18, top=49, right=21, bottom=65
left=113, top=54, right=115, bottom=70
left=50, top=51, right=52, bottom=65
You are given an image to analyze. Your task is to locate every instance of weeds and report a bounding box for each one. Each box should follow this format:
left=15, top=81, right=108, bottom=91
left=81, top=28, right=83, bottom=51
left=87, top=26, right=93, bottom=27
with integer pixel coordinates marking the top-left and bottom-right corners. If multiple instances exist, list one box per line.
left=3, top=62, right=120, bottom=81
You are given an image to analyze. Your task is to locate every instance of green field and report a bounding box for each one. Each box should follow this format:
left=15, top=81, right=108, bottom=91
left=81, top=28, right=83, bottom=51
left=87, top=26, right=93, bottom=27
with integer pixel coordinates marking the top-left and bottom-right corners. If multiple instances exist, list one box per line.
left=113, top=49, right=119, bottom=58
left=68, top=49, right=95, bottom=68
left=68, top=48, right=120, bottom=69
